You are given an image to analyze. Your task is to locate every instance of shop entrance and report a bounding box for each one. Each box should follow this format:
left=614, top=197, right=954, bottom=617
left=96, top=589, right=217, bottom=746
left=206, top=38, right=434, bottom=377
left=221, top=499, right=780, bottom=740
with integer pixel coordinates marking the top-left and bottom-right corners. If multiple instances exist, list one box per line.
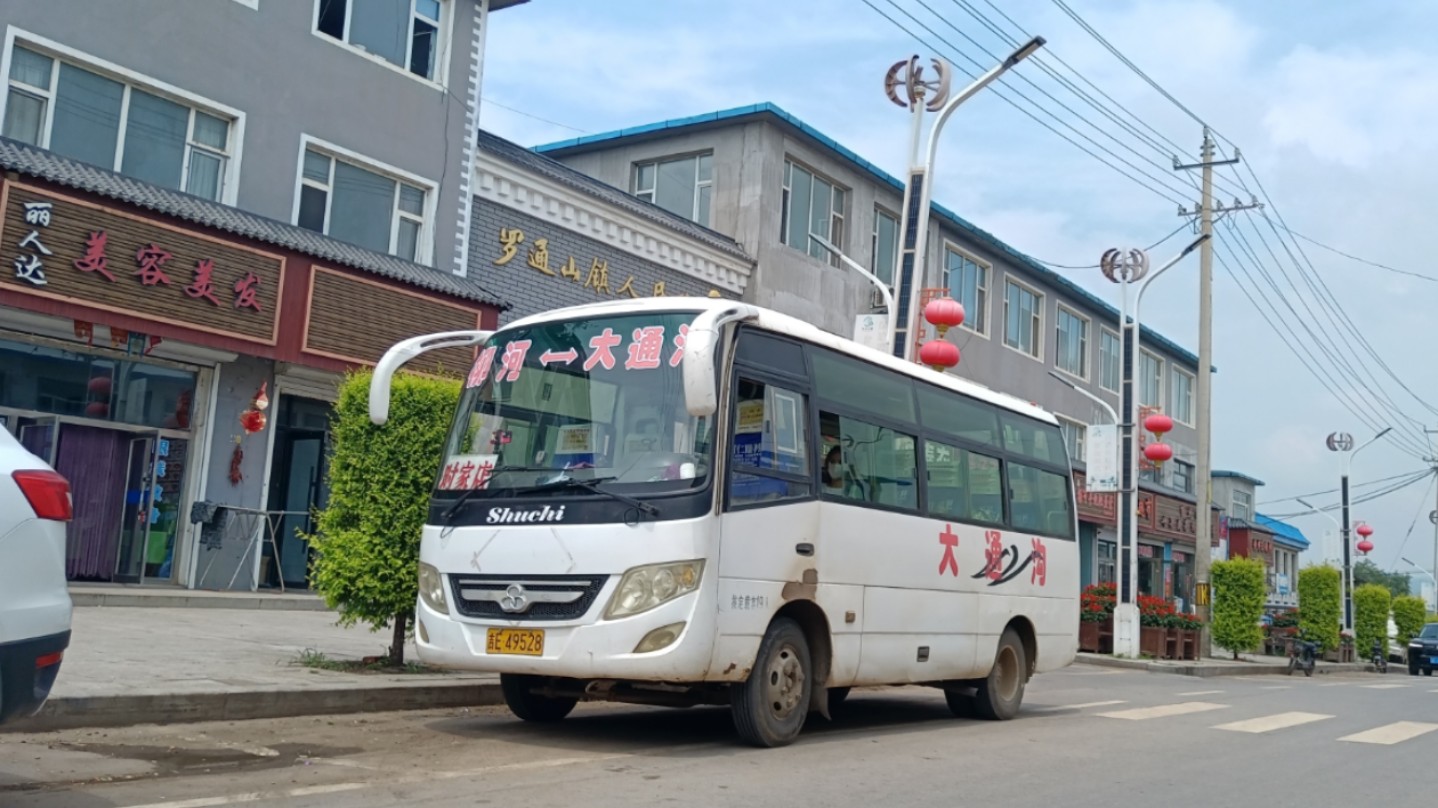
left=262, top=395, right=332, bottom=590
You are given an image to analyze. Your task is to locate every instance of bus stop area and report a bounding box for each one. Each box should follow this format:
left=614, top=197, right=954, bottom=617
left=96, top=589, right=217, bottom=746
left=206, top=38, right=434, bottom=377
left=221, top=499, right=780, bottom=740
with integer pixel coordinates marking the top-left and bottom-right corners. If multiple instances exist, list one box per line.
left=3, top=591, right=501, bottom=734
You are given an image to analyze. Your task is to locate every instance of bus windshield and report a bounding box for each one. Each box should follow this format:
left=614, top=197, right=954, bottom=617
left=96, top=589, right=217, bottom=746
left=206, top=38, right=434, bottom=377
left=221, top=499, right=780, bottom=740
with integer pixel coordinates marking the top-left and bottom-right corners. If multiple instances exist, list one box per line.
left=436, top=310, right=712, bottom=499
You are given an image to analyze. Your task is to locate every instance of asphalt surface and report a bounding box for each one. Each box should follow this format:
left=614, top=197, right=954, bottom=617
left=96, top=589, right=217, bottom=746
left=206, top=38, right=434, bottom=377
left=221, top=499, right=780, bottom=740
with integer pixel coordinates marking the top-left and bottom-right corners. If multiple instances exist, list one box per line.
left=2, top=663, right=1433, bottom=808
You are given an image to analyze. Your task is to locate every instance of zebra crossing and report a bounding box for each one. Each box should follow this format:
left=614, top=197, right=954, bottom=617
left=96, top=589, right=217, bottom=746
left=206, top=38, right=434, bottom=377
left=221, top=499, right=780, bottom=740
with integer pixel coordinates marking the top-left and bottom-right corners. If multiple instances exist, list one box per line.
left=1030, top=682, right=1438, bottom=746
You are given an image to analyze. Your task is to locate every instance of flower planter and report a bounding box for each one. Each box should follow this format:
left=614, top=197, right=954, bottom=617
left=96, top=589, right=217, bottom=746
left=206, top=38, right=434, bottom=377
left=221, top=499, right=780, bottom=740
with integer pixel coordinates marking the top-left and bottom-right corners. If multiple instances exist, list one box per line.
left=1140, top=625, right=1168, bottom=658
left=1180, top=629, right=1199, bottom=660
left=1080, top=621, right=1103, bottom=653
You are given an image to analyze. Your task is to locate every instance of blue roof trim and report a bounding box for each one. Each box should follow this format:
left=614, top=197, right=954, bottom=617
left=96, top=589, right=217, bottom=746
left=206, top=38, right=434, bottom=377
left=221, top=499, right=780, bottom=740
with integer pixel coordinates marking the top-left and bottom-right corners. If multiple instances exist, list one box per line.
left=1213, top=470, right=1266, bottom=486
left=1253, top=513, right=1310, bottom=550
left=536, top=102, right=1206, bottom=369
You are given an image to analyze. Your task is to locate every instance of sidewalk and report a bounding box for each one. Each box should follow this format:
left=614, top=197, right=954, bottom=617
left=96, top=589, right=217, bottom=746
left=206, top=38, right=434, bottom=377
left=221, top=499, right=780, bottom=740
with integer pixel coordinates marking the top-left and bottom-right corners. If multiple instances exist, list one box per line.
left=1077, top=651, right=1371, bottom=677
left=4, top=603, right=501, bottom=734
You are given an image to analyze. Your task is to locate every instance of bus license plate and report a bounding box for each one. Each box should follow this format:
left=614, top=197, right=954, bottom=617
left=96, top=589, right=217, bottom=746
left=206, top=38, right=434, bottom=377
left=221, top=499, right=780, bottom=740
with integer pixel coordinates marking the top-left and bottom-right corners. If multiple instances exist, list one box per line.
left=486, top=628, right=544, bottom=656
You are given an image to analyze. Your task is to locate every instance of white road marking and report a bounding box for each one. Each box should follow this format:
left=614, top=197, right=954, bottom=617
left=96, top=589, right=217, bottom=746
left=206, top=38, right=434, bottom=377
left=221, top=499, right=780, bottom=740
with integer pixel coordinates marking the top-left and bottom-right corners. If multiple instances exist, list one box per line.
left=1259, top=685, right=1290, bottom=690
left=1034, top=699, right=1127, bottom=711
left=1339, top=721, right=1438, bottom=745
left=1360, top=683, right=1408, bottom=689
left=1099, top=702, right=1228, bottom=720
left=1178, top=690, right=1224, bottom=696
left=119, top=786, right=368, bottom=808
left=1213, top=712, right=1333, bottom=734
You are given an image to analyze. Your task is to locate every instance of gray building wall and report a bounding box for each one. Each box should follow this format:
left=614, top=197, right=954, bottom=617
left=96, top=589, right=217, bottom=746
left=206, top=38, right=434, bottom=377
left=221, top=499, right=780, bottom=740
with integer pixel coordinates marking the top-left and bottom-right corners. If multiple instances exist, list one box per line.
left=0, top=0, right=501, bottom=273
left=546, top=115, right=1202, bottom=488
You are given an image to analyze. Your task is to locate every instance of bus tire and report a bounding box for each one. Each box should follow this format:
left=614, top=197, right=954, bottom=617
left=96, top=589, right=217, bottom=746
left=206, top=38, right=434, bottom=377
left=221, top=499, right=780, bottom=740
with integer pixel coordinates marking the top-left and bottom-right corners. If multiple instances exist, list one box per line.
left=500, top=674, right=576, bottom=723
left=973, top=628, right=1027, bottom=721
left=731, top=618, right=811, bottom=748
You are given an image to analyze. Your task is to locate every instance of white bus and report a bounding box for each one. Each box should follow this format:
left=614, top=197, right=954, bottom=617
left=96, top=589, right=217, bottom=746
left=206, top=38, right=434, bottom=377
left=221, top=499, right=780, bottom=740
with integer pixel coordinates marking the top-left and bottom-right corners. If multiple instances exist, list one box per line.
left=369, top=297, right=1078, bottom=747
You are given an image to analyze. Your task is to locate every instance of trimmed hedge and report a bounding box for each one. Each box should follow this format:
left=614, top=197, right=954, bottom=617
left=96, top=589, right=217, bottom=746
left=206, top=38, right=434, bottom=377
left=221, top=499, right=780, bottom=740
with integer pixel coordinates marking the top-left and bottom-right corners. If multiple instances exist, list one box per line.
left=1297, top=565, right=1342, bottom=652
left=1393, top=596, right=1427, bottom=646
left=1353, top=583, right=1392, bottom=658
left=309, top=370, right=460, bottom=664
left=1211, top=557, right=1266, bottom=659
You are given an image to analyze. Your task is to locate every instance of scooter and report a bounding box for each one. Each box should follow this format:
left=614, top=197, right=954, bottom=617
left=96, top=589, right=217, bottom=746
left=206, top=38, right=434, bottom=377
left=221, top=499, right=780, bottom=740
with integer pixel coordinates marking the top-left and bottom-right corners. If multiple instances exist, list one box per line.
left=1287, top=635, right=1317, bottom=677
left=1371, top=639, right=1388, bottom=674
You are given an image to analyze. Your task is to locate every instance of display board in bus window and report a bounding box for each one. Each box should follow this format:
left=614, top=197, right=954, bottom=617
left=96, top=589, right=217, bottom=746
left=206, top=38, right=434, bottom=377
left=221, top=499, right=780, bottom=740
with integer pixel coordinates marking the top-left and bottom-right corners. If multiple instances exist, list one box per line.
left=916, top=384, right=1000, bottom=447
left=821, top=412, right=917, bottom=510
left=1008, top=461, right=1075, bottom=539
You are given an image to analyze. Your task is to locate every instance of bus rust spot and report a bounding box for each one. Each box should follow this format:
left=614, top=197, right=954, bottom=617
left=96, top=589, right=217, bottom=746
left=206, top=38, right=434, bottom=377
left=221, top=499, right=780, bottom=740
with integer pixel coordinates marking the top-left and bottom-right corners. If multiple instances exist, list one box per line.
left=723, top=662, right=737, bottom=674
left=782, top=568, right=819, bottom=600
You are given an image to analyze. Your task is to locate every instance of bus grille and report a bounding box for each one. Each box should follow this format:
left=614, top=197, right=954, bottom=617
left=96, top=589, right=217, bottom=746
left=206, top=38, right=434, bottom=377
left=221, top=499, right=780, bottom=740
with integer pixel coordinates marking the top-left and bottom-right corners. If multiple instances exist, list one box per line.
left=448, top=574, right=609, bottom=621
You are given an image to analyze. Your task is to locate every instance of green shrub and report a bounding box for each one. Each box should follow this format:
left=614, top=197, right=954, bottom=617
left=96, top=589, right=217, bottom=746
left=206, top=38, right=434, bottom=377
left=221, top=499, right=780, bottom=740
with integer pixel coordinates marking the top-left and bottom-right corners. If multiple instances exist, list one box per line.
left=308, top=369, right=460, bottom=664
left=1393, top=596, right=1427, bottom=646
left=1297, top=565, right=1342, bottom=652
left=1211, top=557, right=1266, bottom=659
left=1353, top=583, right=1391, bottom=658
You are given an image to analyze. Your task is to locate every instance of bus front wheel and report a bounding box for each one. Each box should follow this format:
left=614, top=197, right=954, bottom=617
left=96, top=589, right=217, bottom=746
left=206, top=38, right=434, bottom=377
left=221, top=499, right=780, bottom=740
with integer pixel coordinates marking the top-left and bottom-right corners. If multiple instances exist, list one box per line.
left=973, top=628, right=1027, bottom=721
left=731, top=617, right=812, bottom=748
left=500, top=674, right=577, bottom=723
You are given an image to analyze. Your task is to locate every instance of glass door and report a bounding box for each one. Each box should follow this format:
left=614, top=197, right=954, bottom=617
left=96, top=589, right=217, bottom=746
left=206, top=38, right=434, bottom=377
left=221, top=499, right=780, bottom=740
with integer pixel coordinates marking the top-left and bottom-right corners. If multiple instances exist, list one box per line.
left=114, top=433, right=159, bottom=583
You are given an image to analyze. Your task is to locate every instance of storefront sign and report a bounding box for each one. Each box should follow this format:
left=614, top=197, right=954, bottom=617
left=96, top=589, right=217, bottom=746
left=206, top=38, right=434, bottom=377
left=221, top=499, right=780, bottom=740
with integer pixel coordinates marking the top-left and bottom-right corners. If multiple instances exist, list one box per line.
left=1073, top=471, right=1117, bottom=522
left=492, top=224, right=722, bottom=301
left=1151, top=497, right=1198, bottom=543
left=1074, top=470, right=1219, bottom=547
left=304, top=267, right=480, bottom=373
left=1, top=182, right=284, bottom=343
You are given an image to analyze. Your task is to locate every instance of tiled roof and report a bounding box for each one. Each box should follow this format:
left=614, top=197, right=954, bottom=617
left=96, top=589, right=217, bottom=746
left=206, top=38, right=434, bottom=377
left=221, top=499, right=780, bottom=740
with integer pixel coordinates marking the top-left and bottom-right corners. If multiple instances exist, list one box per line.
left=478, top=130, right=750, bottom=262
left=0, top=137, right=506, bottom=308
left=1253, top=513, right=1310, bottom=550
left=535, top=102, right=1209, bottom=370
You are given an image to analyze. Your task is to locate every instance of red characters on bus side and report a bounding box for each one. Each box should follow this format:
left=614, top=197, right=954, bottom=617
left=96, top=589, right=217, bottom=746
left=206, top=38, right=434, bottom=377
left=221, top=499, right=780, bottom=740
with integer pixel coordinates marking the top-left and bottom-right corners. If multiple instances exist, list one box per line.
left=938, top=524, right=959, bottom=577
left=1031, top=538, right=1047, bottom=587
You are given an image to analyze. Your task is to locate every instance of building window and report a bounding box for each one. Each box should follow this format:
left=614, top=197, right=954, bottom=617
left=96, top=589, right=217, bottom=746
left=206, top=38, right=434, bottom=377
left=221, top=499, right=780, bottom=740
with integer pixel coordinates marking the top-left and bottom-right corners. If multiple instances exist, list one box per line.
left=1059, top=418, right=1085, bottom=465
left=1003, top=279, right=1042, bottom=358
left=632, top=152, right=712, bottom=225
left=1140, top=465, right=1161, bottom=484
left=944, top=245, right=989, bottom=335
left=1173, top=460, right=1194, bottom=494
left=781, top=159, right=846, bottom=267
left=1056, top=306, right=1089, bottom=378
left=1097, top=539, right=1116, bottom=584
left=872, top=207, right=899, bottom=286
left=1139, top=350, right=1163, bottom=408
left=298, top=146, right=430, bottom=262
left=3, top=46, right=233, bottom=201
left=1099, top=329, right=1120, bottom=392
left=1232, top=490, right=1253, bottom=521
left=316, top=0, right=445, bottom=81
left=1172, top=368, right=1194, bottom=425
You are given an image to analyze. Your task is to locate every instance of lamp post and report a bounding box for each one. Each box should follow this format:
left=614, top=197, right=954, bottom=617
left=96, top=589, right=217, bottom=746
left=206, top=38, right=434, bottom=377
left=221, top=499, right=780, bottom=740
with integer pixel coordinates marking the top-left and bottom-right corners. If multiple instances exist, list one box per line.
left=811, top=233, right=895, bottom=353
left=886, top=37, right=1045, bottom=361
left=1401, top=557, right=1437, bottom=611
left=1097, top=235, right=1209, bottom=659
left=1326, top=428, right=1393, bottom=630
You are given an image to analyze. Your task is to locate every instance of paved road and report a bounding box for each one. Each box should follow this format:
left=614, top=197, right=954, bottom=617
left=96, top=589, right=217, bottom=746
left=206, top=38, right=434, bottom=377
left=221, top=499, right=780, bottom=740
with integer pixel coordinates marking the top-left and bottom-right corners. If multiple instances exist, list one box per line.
left=3, top=664, right=1432, bottom=808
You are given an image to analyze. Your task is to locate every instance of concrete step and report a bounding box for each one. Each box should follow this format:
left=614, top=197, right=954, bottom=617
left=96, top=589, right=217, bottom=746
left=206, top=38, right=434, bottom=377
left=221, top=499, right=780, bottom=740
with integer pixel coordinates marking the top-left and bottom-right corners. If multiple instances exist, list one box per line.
left=69, top=585, right=329, bottom=611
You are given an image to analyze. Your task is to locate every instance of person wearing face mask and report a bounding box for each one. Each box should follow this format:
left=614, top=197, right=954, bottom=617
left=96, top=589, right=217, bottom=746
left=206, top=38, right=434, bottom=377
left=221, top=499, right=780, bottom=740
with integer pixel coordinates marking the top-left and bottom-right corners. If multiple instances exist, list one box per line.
left=822, top=445, right=846, bottom=492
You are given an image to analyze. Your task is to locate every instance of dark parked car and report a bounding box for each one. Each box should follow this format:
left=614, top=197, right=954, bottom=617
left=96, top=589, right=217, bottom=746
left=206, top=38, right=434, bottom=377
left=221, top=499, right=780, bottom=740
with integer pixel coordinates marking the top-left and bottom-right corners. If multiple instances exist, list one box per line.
left=1407, top=623, right=1438, bottom=676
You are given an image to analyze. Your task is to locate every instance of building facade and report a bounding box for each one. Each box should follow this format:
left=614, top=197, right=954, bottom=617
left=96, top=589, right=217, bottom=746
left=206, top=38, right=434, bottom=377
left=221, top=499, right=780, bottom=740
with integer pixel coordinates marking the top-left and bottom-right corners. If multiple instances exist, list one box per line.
left=1253, top=514, right=1307, bottom=610
left=532, top=103, right=1215, bottom=602
left=0, top=1, right=521, bottom=590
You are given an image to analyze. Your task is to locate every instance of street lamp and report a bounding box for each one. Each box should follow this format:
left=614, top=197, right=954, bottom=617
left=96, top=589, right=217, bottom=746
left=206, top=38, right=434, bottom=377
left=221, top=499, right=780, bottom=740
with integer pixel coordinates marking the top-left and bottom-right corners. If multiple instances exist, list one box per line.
left=1093, top=235, right=1208, bottom=659
left=811, top=233, right=895, bottom=353
left=886, top=36, right=1045, bottom=361
left=1327, top=427, right=1393, bottom=630
left=1401, top=557, right=1436, bottom=611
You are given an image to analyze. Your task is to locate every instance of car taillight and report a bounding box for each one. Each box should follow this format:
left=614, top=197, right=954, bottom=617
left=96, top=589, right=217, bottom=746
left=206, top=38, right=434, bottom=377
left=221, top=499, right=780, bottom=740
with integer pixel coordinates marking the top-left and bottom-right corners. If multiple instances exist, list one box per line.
left=12, top=470, right=73, bottom=522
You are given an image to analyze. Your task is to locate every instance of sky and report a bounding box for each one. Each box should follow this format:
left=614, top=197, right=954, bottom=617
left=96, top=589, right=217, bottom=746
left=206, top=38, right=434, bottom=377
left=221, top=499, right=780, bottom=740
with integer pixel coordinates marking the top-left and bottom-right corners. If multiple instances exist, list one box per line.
left=479, top=0, right=1438, bottom=586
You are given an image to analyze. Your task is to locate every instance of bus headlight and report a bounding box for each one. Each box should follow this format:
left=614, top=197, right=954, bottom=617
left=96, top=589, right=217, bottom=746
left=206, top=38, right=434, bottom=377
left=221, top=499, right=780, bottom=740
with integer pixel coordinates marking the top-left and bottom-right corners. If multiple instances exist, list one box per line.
left=418, top=562, right=449, bottom=615
left=605, top=560, right=703, bottom=619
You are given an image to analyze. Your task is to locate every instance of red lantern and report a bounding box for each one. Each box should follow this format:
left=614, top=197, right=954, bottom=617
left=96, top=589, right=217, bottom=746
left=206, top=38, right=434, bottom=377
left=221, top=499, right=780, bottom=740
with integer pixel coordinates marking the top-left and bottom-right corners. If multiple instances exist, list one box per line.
left=1357, top=538, right=1374, bottom=555
left=919, top=339, right=960, bottom=372
left=87, top=375, right=111, bottom=397
left=239, top=408, right=267, bottom=435
left=1356, top=523, right=1374, bottom=538
left=924, top=298, right=965, bottom=338
left=1143, top=442, right=1173, bottom=463
left=1143, top=413, right=1173, bottom=436
left=85, top=401, right=109, bottom=418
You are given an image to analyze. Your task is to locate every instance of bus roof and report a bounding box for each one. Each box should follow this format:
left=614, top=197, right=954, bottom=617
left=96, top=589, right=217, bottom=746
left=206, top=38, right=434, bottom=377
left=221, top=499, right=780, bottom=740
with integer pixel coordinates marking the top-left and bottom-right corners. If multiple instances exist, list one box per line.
left=503, top=297, right=1060, bottom=425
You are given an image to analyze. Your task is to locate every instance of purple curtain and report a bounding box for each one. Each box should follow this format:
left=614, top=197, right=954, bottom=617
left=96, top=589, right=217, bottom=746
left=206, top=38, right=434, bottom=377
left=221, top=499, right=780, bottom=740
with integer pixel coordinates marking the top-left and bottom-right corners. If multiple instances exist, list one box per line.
left=54, top=425, right=128, bottom=580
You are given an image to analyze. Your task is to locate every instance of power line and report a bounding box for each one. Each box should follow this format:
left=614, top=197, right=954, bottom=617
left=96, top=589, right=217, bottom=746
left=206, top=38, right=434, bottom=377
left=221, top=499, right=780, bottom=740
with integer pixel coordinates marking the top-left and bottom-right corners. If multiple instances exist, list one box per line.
left=1388, top=472, right=1437, bottom=567
left=1285, top=228, right=1438, bottom=285
left=1258, top=470, right=1436, bottom=506
left=1028, top=220, right=1191, bottom=270
left=1266, top=469, right=1435, bottom=519
left=480, top=98, right=587, bottom=134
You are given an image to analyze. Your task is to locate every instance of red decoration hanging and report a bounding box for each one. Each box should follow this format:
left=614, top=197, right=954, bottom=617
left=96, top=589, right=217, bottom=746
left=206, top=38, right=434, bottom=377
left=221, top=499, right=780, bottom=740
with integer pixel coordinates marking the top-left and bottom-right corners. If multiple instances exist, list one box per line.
left=1143, top=413, right=1173, bottom=437
left=923, top=298, right=965, bottom=337
left=1143, top=442, right=1173, bottom=463
left=229, top=444, right=244, bottom=485
left=1355, top=523, right=1374, bottom=538
left=1357, top=538, right=1374, bottom=555
left=919, top=339, right=960, bottom=372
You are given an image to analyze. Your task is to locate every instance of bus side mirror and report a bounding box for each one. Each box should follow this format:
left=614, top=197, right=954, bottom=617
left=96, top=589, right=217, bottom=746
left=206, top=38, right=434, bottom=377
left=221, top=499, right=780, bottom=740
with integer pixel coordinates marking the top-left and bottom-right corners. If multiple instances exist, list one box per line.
left=682, top=305, right=760, bottom=418
left=369, top=330, right=492, bottom=425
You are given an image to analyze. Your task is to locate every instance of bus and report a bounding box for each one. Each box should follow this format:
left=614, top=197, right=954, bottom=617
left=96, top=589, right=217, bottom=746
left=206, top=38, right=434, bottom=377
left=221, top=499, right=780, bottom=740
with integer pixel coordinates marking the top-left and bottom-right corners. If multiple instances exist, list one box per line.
left=368, top=297, right=1079, bottom=747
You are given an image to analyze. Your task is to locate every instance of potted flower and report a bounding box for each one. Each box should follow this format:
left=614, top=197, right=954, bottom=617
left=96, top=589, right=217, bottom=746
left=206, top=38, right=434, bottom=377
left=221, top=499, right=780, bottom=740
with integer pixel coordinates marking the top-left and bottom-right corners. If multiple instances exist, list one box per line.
left=1138, top=594, right=1175, bottom=658
left=1168, top=610, right=1204, bottom=660
left=1079, top=583, right=1116, bottom=653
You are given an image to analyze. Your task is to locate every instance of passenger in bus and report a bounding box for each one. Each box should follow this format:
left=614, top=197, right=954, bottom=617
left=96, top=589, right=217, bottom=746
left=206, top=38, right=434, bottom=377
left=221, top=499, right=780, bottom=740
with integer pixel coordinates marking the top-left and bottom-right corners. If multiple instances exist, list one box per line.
left=822, top=446, right=845, bottom=492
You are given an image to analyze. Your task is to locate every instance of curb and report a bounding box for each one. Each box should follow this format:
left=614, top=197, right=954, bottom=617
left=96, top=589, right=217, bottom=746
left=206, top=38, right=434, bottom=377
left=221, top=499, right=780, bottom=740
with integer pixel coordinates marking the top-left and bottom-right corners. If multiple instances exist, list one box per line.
left=70, top=592, right=329, bottom=611
left=1078, top=655, right=1369, bottom=678
left=3, top=680, right=503, bottom=734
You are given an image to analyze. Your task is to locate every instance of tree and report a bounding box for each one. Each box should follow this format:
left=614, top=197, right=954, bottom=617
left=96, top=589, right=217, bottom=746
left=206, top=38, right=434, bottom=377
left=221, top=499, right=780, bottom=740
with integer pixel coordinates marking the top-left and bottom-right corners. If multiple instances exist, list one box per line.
left=308, top=369, right=460, bottom=665
left=1393, top=596, right=1426, bottom=646
left=1210, top=557, right=1266, bottom=659
left=1297, top=565, right=1342, bottom=652
left=1352, top=559, right=1411, bottom=601
left=1353, top=583, right=1391, bottom=658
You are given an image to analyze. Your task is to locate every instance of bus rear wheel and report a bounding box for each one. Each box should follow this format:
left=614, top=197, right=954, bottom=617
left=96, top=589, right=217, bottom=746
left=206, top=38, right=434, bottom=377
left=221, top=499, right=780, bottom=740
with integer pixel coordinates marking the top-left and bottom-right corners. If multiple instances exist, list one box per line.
left=973, top=628, right=1027, bottom=721
left=500, top=674, right=577, bottom=723
left=731, top=618, right=812, bottom=748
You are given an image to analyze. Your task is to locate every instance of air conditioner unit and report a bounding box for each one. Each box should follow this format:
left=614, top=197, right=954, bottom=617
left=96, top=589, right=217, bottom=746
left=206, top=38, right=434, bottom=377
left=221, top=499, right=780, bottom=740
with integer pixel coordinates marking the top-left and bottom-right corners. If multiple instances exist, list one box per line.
left=869, top=285, right=894, bottom=310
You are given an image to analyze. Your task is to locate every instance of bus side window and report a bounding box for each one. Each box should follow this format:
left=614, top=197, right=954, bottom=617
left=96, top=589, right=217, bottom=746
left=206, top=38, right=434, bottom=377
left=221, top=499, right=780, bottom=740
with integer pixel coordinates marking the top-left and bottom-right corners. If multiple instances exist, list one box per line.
left=728, top=378, right=812, bottom=507
left=821, top=411, right=917, bottom=510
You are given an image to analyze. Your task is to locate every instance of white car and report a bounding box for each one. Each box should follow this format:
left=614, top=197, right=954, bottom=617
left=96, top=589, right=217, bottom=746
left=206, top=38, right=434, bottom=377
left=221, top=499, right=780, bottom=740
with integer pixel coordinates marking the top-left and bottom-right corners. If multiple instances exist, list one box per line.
left=0, top=427, right=73, bottom=725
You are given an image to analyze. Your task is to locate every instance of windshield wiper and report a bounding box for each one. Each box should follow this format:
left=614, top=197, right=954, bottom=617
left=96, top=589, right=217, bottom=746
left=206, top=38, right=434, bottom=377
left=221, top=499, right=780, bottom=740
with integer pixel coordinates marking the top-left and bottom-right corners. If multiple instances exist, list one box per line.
left=522, top=475, right=659, bottom=516
left=440, top=464, right=556, bottom=524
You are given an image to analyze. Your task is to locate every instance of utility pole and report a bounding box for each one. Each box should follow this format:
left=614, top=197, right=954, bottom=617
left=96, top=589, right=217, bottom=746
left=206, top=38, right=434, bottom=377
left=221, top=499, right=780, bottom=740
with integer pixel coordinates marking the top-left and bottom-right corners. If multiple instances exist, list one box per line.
left=1427, top=427, right=1438, bottom=609
left=1174, top=128, right=1260, bottom=654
